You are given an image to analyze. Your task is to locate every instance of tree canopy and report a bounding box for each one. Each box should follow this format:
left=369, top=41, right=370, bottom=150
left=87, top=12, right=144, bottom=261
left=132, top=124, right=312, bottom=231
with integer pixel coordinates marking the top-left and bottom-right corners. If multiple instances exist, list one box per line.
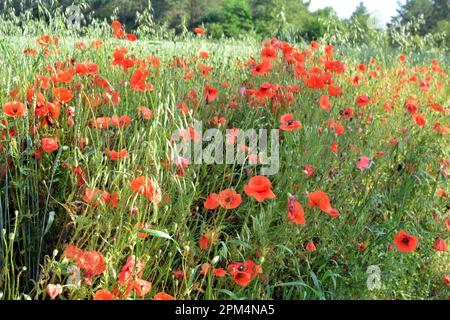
left=2, top=0, right=449, bottom=46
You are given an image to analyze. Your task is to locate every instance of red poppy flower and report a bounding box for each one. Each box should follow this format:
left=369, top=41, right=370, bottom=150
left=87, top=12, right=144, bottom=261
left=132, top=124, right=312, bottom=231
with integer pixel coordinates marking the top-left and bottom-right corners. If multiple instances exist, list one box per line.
left=433, top=237, right=448, bottom=251
left=93, top=289, right=115, bottom=300
left=393, top=230, right=418, bottom=253
left=201, top=263, right=212, bottom=275
left=199, top=234, right=210, bottom=250
left=63, top=245, right=107, bottom=284
left=173, top=270, right=184, bottom=280
left=204, top=193, right=220, bottom=210
left=154, top=292, right=175, bottom=300
left=310, top=41, right=320, bottom=50
left=137, top=106, right=153, bottom=120
left=228, top=260, right=262, bottom=287
left=130, top=176, right=161, bottom=204
left=52, top=87, right=73, bottom=103
left=105, top=148, right=128, bottom=160
left=358, top=242, right=366, bottom=252
left=204, top=85, right=218, bottom=103
left=126, top=34, right=137, bottom=42
left=341, top=107, right=354, bottom=120
left=113, top=28, right=125, bottom=38
left=218, top=189, right=242, bottom=209
left=3, top=101, right=27, bottom=117
left=280, top=114, right=301, bottom=131
left=328, top=85, right=342, bottom=96
left=414, top=114, right=426, bottom=127
left=307, top=190, right=339, bottom=217
left=304, top=165, right=315, bottom=178
left=194, top=28, right=205, bottom=35
left=116, top=255, right=151, bottom=297
left=445, top=218, right=450, bottom=231
left=261, top=47, right=276, bottom=60
left=137, top=222, right=152, bottom=239
left=83, top=188, right=115, bottom=207
left=436, top=189, right=448, bottom=198
left=331, top=143, right=338, bottom=154
left=41, top=137, right=59, bottom=153
left=131, top=278, right=152, bottom=297
left=92, top=40, right=103, bottom=48
left=213, top=268, right=227, bottom=277
left=287, top=195, right=305, bottom=225
left=319, top=95, right=331, bottom=110
left=53, top=70, right=73, bottom=84
left=252, top=60, right=272, bottom=76
left=305, top=241, right=316, bottom=252
left=357, top=156, right=372, bottom=170
left=110, top=115, right=131, bottom=128
left=244, top=176, right=276, bottom=202
left=111, top=20, right=122, bottom=29
left=356, top=95, right=370, bottom=107
left=118, top=256, right=144, bottom=285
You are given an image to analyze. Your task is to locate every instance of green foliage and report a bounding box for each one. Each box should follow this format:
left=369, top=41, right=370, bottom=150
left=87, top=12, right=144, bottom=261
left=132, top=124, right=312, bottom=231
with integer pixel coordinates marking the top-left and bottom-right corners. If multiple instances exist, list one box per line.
left=0, top=0, right=448, bottom=49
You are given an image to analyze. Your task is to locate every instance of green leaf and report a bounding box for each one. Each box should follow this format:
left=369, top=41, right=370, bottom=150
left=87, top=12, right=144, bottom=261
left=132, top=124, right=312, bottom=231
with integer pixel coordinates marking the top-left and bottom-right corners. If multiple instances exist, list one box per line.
left=138, top=228, right=181, bottom=252
left=44, top=211, right=55, bottom=235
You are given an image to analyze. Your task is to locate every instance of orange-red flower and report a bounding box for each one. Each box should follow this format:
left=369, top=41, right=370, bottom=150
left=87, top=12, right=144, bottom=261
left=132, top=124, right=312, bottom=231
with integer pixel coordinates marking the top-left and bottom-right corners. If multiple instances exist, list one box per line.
left=287, top=195, right=305, bottom=225
left=154, top=292, right=175, bottom=300
left=3, top=101, right=27, bottom=117
left=63, top=245, right=107, bottom=284
left=126, top=34, right=137, bottom=42
left=393, top=230, right=418, bottom=253
left=52, top=87, right=73, bottom=103
left=357, top=156, right=372, bottom=170
left=304, top=165, right=315, bottom=178
left=204, top=193, right=220, bottom=210
left=204, top=85, right=218, bottom=103
left=117, top=255, right=152, bottom=298
left=199, top=234, right=210, bottom=250
left=307, top=190, right=339, bottom=217
left=356, top=95, right=370, bottom=107
left=194, top=28, right=205, bottom=35
left=319, top=95, right=331, bottom=110
left=218, top=189, right=242, bottom=209
left=213, top=268, right=227, bottom=277
left=305, top=241, right=316, bottom=251
left=279, top=114, right=301, bottom=131
left=204, top=189, right=242, bottom=210
left=137, top=106, right=153, bottom=120
left=41, top=137, right=59, bottom=153
left=93, top=289, right=115, bottom=300
left=228, top=260, right=262, bottom=287
left=105, top=148, right=128, bottom=160
left=433, top=237, right=448, bottom=251
left=244, top=176, right=276, bottom=202
left=261, top=47, right=276, bottom=60
left=130, top=176, right=161, bottom=204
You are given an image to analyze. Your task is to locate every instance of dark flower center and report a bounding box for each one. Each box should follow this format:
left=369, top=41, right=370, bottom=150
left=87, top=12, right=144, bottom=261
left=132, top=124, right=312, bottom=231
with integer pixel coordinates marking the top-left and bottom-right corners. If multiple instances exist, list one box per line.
left=402, top=237, right=410, bottom=245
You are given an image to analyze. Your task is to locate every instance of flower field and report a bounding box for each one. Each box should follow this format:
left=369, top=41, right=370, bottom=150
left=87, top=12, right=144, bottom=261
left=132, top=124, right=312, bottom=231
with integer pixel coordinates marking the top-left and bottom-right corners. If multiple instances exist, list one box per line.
left=0, top=21, right=449, bottom=300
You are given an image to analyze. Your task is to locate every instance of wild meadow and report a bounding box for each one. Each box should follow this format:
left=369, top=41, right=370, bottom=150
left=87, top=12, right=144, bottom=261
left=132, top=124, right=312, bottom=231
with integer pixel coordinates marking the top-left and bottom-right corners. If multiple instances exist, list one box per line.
left=0, top=9, right=449, bottom=301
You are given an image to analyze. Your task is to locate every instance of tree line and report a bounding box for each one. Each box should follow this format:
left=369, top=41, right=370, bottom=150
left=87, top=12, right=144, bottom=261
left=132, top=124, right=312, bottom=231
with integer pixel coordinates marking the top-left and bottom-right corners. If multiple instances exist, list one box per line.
left=2, top=0, right=449, bottom=46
